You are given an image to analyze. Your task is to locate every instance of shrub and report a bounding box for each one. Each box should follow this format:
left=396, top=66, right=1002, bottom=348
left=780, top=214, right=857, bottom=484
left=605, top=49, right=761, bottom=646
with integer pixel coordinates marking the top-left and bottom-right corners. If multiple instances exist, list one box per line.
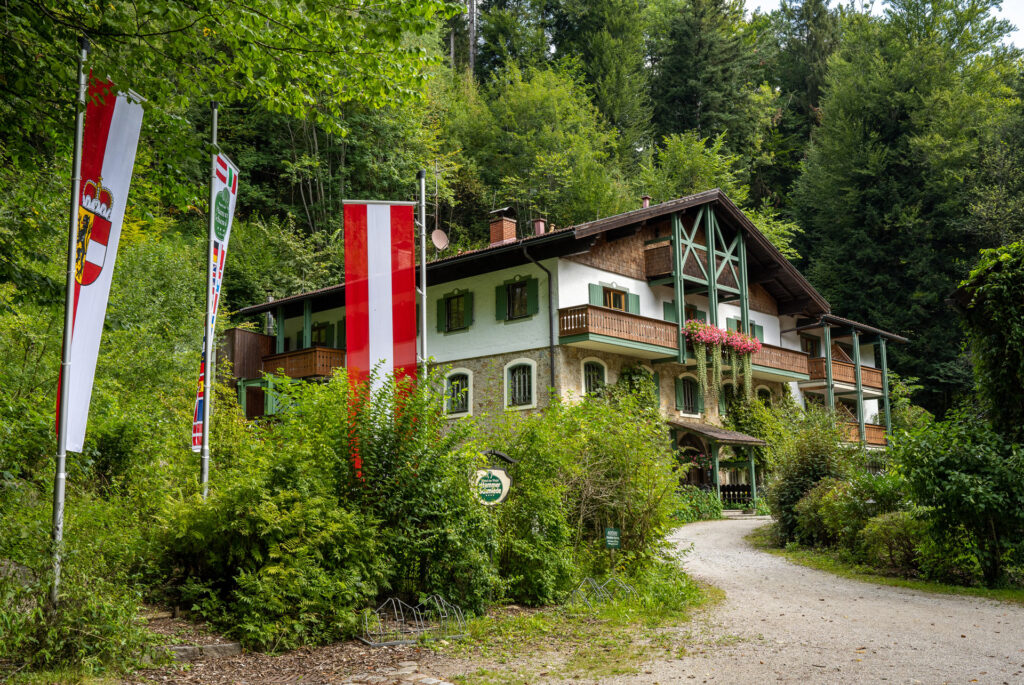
left=817, top=470, right=907, bottom=553
left=860, top=510, right=926, bottom=577
left=793, top=477, right=844, bottom=547
left=893, top=409, right=1024, bottom=586
left=766, top=406, right=850, bottom=542
left=673, top=485, right=724, bottom=523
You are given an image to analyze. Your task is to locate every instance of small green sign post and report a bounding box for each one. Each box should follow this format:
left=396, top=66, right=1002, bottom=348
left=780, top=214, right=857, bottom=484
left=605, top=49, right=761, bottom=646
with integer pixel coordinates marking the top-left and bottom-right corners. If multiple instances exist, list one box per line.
left=473, top=468, right=511, bottom=506
left=604, top=527, right=621, bottom=549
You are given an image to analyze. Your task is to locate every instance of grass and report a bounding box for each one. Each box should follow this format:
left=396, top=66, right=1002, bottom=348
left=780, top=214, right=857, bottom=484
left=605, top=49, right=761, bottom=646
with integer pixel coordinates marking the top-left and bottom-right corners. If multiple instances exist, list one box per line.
left=436, top=562, right=717, bottom=685
left=746, top=524, right=1024, bottom=606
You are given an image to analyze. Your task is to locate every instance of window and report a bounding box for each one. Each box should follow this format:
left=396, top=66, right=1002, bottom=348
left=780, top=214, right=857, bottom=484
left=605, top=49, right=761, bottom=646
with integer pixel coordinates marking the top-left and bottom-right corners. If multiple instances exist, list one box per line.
left=800, top=335, right=821, bottom=358
left=583, top=360, right=605, bottom=395
left=446, top=373, right=470, bottom=414
left=311, top=322, right=334, bottom=346
left=507, top=281, right=528, bottom=319
left=684, top=305, right=707, bottom=322
left=437, top=290, right=474, bottom=333
left=446, top=294, right=467, bottom=331
left=603, top=287, right=627, bottom=311
left=507, top=363, right=533, bottom=407
left=726, top=318, right=764, bottom=341
left=757, top=387, right=773, bottom=405
left=675, top=377, right=700, bottom=414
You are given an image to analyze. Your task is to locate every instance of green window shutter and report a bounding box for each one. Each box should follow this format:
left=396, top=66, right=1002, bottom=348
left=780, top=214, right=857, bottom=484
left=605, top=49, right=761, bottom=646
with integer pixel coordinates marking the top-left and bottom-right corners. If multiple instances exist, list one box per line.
left=465, top=291, right=475, bottom=326
left=726, top=317, right=739, bottom=331
left=526, top=277, right=539, bottom=316
left=339, top=318, right=346, bottom=349
left=675, top=377, right=685, bottom=410
left=325, top=324, right=335, bottom=348
left=436, top=298, right=446, bottom=333
left=495, top=284, right=507, bottom=321
left=663, top=301, right=677, bottom=323
left=627, top=292, right=640, bottom=314
left=588, top=283, right=603, bottom=306
left=753, top=324, right=764, bottom=342
left=295, top=332, right=302, bottom=349
left=694, top=309, right=707, bottom=322
left=697, top=384, right=704, bottom=413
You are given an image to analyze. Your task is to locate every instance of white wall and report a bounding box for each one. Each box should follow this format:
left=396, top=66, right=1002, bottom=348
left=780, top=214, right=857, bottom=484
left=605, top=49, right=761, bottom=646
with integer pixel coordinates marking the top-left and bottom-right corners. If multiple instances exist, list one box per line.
left=424, top=259, right=557, bottom=364
left=556, top=260, right=665, bottom=318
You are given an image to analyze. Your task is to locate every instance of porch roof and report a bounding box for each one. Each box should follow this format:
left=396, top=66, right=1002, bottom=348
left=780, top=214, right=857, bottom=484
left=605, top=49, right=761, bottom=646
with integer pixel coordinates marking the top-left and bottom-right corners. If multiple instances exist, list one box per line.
left=669, top=421, right=766, bottom=446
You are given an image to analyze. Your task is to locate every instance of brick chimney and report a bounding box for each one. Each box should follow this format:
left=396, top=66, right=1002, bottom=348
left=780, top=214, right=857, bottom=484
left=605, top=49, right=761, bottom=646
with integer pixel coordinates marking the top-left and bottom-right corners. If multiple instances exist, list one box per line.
left=489, top=207, right=517, bottom=247
left=642, top=195, right=651, bottom=209
left=532, top=217, right=547, bottom=236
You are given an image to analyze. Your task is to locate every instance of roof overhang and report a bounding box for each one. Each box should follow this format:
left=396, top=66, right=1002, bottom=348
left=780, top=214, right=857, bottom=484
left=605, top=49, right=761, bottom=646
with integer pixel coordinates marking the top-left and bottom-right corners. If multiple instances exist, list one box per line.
left=785, top=314, right=908, bottom=343
left=670, top=421, right=766, bottom=446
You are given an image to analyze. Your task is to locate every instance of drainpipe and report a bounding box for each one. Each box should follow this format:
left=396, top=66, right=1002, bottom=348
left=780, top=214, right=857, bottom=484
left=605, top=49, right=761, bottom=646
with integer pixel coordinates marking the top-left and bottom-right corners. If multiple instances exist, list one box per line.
left=522, top=246, right=556, bottom=390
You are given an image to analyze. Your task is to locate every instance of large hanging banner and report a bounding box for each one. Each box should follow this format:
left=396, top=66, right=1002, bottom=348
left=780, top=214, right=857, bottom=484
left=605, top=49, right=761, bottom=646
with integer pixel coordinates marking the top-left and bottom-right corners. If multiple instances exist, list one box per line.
left=60, top=79, right=144, bottom=453
left=191, top=154, right=240, bottom=451
left=343, top=201, right=417, bottom=387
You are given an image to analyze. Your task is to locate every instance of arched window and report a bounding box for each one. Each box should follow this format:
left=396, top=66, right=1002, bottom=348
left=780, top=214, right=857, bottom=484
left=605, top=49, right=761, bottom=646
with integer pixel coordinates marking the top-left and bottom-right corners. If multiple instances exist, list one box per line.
left=675, top=376, right=701, bottom=415
left=506, top=362, right=535, bottom=408
left=583, top=360, right=606, bottom=395
left=757, top=386, right=772, bottom=405
left=446, top=372, right=471, bottom=415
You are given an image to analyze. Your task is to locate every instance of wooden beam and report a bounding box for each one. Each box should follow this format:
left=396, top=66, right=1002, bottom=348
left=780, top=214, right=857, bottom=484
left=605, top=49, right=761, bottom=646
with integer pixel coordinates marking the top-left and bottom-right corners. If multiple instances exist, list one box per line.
left=672, top=211, right=688, bottom=363
left=706, top=210, right=718, bottom=326
left=852, top=329, right=866, bottom=445
left=880, top=338, right=891, bottom=435
left=823, top=323, right=835, bottom=411
left=275, top=305, right=285, bottom=354
left=606, top=224, right=641, bottom=242
left=738, top=229, right=749, bottom=335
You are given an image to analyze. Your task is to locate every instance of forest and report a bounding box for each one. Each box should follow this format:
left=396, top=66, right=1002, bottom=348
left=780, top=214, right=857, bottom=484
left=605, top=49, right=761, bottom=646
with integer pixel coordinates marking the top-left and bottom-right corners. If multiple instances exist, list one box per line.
left=1, top=0, right=1024, bottom=678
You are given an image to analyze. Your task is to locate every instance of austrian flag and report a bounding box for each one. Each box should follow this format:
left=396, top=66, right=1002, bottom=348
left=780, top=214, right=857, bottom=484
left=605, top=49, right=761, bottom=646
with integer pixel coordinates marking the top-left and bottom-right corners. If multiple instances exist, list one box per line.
left=343, top=201, right=417, bottom=386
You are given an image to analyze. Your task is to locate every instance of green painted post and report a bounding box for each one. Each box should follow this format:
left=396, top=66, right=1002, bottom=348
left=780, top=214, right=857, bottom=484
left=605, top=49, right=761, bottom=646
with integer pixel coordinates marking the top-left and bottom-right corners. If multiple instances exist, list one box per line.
left=238, top=380, right=246, bottom=416
left=738, top=229, right=749, bottom=335
left=748, top=447, right=757, bottom=505
left=852, top=329, right=866, bottom=444
left=671, top=212, right=687, bottom=363
left=711, top=443, right=720, bottom=501
left=822, top=323, right=834, bottom=411
left=880, top=338, right=892, bottom=434
left=706, top=211, right=718, bottom=327
left=303, top=300, right=312, bottom=349
left=276, top=305, right=285, bottom=354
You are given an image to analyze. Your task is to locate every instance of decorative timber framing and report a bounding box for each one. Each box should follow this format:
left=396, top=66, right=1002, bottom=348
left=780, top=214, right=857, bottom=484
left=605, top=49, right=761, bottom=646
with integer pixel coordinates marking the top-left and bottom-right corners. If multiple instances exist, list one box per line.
left=851, top=328, right=866, bottom=444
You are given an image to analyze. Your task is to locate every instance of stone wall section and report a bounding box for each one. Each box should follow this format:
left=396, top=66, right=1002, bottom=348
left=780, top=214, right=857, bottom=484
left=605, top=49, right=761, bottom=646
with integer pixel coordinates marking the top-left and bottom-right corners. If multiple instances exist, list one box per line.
left=431, top=347, right=553, bottom=419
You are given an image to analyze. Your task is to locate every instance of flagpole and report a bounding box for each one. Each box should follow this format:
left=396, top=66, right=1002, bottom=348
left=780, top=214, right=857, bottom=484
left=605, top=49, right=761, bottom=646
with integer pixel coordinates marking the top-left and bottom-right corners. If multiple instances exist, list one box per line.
left=52, top=36, right=90, bottom=607
left=417, top=170, right=427, bottom=370
left=200, top=102, right=218, bottom=500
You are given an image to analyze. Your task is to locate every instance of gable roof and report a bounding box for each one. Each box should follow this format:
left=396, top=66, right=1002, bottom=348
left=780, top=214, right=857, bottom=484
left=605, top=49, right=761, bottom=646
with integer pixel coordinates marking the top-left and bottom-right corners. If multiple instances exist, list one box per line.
left=238, top=189, right=828, bottom=317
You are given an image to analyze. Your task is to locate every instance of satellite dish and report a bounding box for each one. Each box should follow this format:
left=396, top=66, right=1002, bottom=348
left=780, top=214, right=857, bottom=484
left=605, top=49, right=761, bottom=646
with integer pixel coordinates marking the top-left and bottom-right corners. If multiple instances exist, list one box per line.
left=431, top=229, right=449, bottom=250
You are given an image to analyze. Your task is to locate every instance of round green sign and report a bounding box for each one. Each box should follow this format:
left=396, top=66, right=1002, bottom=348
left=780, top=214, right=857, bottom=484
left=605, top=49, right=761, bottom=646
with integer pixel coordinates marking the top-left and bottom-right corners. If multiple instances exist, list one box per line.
left=477, top=472, right=503, bottom=503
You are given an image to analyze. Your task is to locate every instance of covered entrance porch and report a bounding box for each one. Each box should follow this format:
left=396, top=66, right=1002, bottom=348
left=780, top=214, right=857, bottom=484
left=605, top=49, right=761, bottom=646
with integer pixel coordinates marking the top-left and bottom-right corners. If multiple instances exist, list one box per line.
left=671, top=421, right=766, bottom=507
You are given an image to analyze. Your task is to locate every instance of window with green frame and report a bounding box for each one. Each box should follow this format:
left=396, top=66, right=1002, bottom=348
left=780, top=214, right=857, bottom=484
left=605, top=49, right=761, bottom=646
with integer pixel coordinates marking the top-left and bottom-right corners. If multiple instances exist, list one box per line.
left=437, top=289, right=474, bottom=333
left=446, top=373, right=470, bottom=414
left=495, top=277, right=539, bottom=321
left=583, top=361, right=605, bottom=395
left=589, top=283, right=640, bottom=314
left=675, top=377, right=702, bottom=414
left=507, top=363, right=533, bottom=406
left=726, top=317, right=763, bottom=341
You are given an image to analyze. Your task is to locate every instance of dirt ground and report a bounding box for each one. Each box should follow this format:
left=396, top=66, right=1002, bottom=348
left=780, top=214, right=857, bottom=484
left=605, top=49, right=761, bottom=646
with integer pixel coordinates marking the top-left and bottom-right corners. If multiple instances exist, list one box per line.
left=607, top=516, right=1024, bottom=684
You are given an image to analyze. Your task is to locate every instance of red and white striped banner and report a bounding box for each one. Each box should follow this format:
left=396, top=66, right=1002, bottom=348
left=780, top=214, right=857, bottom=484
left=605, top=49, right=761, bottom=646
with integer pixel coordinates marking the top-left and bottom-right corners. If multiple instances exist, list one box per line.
left=191, top=153, right=240, bottom=451
left=59, top=78, right=144, bottom=453
left=343, top=201, right=417, bottom=386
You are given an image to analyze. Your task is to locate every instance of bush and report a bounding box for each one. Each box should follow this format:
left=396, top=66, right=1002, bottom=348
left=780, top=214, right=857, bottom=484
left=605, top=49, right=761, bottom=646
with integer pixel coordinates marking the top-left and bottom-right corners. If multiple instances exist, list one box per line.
left=766, top=406, right=850, bottom=542
left=893, top=409, right=1024, bottom=586
left=793, top=477, right=844, bottom=547
left=817, top=470, right=907, bottom=553
left=673, top=485, right=724, bottom=523
left=860, top=510, right=926, bottom=577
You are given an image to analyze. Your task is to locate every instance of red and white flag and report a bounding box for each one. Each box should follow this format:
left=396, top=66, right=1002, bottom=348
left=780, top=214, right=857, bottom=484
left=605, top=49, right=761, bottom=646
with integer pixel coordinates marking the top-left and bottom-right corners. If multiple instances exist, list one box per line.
left=343, top=201, right=417, bottom=387
left=191, top=154, right=240, bottom=451
left=60, top=78, right=144, bottom=453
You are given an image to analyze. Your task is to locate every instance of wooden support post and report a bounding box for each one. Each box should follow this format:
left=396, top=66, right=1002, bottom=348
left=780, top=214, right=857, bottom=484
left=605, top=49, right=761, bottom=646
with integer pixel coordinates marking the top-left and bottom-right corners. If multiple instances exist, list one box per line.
left=275, top=305, right=285, bottom=354
left=711, top=443, right=720, bottom=501
left=852, top=329, right=866, bottom=445
left=880, top=338, right=892, bottom=435
left=706, top=210, right=718, bottom=327
left=738, top=229, right=749, bottom=335
left=822, top=323, right=834, bottom=411
left=671, top=212, right=688, bottom=363
left=748, top=447, right=757, bottom=505
left=302, top=300, right=312, bottom=349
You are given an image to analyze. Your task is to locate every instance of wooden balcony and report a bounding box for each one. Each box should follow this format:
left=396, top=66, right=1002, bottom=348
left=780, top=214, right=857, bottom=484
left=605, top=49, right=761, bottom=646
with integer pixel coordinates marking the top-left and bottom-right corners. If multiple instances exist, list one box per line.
left=559, top=305, right=678, bottom=352
left=844, top=422, right=887, bottom=447
left=644, top=244, right=672, bottom=279
left=261, top=347, right=346, bottom=378
left=222, top=328, right=274, bottom=379
left=751, top=344, right=809, bottom=376
left=808, top=357, right=882, bottom=389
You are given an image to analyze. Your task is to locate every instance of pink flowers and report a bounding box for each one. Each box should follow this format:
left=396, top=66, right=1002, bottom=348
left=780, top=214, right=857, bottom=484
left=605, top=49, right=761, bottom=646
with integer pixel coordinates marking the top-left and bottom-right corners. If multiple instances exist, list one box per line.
left=684, top=320, right=762, bottom=354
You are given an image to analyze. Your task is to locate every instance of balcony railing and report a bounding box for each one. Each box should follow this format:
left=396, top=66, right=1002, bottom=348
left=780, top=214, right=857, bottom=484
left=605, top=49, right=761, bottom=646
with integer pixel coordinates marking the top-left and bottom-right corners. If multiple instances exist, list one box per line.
left=808, top=357, right=882, bottom=389
left=844, top=422, right=887, bottom=446
left=261, top=347, right=346, bottom=378
left=644, top=244, right=672, bottom=279
left=751, top=344, right=809, bottom=375
left=559, top=305, right=679, bottom=350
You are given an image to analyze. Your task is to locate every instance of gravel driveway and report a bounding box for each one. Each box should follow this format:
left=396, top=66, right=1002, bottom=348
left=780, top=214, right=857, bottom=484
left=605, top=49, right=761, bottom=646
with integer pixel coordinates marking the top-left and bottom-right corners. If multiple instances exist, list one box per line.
left=613, top=516, right=1024, bottom=685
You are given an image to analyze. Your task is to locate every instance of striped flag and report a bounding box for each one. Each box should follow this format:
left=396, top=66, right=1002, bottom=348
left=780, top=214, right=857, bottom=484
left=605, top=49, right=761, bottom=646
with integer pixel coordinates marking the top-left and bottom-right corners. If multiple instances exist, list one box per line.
left=59, top=78, right=144, bottom=453
left=343, top=201, right=417, bottom=386
left=191, top=153, right=239, bottom=451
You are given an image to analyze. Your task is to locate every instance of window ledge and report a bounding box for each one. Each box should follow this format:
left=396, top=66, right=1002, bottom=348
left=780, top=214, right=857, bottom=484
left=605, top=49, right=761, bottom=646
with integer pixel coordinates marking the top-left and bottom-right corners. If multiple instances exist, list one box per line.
left=676, top=411, right=702, bottom=419
left=506, top=403, right=537, bottom=411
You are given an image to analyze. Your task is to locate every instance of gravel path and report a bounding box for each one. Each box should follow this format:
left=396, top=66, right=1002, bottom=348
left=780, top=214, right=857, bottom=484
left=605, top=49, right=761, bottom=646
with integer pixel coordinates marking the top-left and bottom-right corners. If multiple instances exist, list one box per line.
left=613, top=517, right=1024, bottom=685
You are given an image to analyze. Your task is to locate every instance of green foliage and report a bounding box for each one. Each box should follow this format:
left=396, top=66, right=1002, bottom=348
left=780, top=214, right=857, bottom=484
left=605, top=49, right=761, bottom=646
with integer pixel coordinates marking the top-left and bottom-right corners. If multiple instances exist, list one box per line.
left=765, top=405, right=849, bottom=542
left=673, top=485, right=724, bottom=523
left=815, top=470, right=907, bottom=552
left=860, top=510, right=926, bottom=577
left=892, top=409, right=1024, bottom=586
left=958, top=241, right=1024, bottom=442
left=793, top=477, right=844, bottom=547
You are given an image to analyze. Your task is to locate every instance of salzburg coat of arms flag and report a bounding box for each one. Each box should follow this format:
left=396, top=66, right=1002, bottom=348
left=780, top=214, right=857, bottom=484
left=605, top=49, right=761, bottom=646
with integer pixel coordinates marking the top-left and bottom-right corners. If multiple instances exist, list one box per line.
left=60, top=79, right=144, bottom=453
left=343, top=201, right=417, bottom=388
